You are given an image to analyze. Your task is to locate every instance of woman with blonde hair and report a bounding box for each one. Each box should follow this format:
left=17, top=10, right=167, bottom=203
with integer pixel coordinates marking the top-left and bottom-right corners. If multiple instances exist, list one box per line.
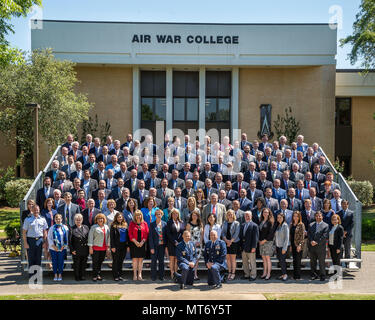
left=182, top=196, right=199, bottom=223
left=258, top=208, right=276, bottom=280
left=194, top=188, right=207, bottom=212
left=88, top=213, right=110, bottom=282
left=128, top=210, right=149, bottom=280
left=106, top=199, right=119, bottom=227
left=110, top=212, right=128, bottom=281
left=221, top=209, right=241, bottom=280
left=166, top=208, right=185, bottom=280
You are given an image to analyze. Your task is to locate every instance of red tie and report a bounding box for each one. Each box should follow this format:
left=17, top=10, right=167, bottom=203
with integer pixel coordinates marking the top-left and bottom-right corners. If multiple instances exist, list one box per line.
left=212, top=205, right=216, bottom=215
left=307, top=182, right=310, bottom=190
left=89, top=209, right=93, bottom=225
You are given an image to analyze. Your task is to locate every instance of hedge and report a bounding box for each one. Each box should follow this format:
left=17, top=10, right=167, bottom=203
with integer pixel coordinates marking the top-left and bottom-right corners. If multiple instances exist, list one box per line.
left=348, top=180, right=373, bottom=207
left=5, top=221, right=20, bottom=239
left=4, top=179, right=33, bottom=208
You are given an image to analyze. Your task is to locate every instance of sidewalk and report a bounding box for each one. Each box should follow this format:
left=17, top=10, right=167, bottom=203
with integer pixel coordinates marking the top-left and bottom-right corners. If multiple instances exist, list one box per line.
left=0, top=252, right=374, bottom=298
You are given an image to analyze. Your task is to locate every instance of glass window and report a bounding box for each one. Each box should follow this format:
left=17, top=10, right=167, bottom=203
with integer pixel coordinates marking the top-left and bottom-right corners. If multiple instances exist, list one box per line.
left=155, top=98, right=166, bottom=121
left=205, top=98, right=217, bottom=121
left=186, top=98, right=198, bottom=121
left=141, top=98, right=153, bottom=121
left=173, top=98, right=185, bottom=121
left=218, top=98, right=230, bottom=121
left=335, top=98, right=351, bottom=126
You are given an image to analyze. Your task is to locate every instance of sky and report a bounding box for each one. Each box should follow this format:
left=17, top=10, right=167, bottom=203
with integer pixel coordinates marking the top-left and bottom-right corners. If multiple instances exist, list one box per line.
left=6, top=0, right=363, bottom=68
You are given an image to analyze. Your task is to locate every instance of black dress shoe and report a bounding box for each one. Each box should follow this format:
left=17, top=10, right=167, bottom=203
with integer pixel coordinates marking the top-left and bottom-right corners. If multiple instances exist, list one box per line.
left=320, top=276, right=326, bottom=281
left=311, top=274, right=319, bottom=280
left=249, top=277, right=256, bottom=282
left=159, top=277, right=164, bottom=281
left=151, top=278, right=156, bottom=281
left=180, top=284, right=185, bottom=290
left=213, top=283, right=222, bottom=289
left=241, top=276, right=250, bottom=280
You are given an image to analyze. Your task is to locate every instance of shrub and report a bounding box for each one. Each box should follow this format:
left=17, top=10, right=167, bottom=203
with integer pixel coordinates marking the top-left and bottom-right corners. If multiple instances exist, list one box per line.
left=362, top=218, right=375, bottom=241
left=348, top=180, right=373, bottom=207
left=273, top=106, right=301, bottom=143
left=0, top=155, right=24, bottom=201
left=4, top=179, right=33, bottom=208
left=5, top=220, right=20, bottom=239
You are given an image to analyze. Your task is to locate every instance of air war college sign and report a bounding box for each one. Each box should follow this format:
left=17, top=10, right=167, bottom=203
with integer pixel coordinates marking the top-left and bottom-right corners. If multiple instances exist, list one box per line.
left=132, top=34, right=239, bottom=44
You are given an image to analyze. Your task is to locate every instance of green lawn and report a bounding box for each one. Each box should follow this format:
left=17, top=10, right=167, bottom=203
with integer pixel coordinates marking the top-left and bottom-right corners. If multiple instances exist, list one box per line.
left=265, top=293, right=375, bottom=300
left=0, top=293, right=122, bottom=300
left=363, top=206, right=375, bottom=220
left=362, top=241, right=375, bottom=251
left=0, top=207, right=19, bottom=231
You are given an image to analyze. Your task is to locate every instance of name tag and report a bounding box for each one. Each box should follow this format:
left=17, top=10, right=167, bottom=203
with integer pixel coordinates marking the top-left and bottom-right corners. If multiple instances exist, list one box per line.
left=215, top=245, right=220, bottom=250
left=216, top=251, right=220, bottom=255
left=182, top=251, right=186, bottom=256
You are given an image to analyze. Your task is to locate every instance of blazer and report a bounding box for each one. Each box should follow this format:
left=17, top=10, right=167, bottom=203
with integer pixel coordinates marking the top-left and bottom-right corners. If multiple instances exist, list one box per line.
left=115, top=197, right=130, bottom=212
left=41, top=209, right=57, bottom=228
left=137, top=171, right=151, bottom=181
left=157, top=171, right=172, bottom=180
left=221, top=220, right=241, bottom=243
left=312, top=172, right=326, bottom=185
left=259, top=220, right=275, bottom=242
left=226, top=189, right=239, bottom=201
left=57, top=203, right=81, bottom=227
left=166, top=219, right=185, bottom=246
left=234, top=209, right=245, bottom=224
left=110, top=225, right=128, bottom=248
left=264, top=197, right=280, bottom=213
left=97, top=154, right=112, bottom=165
left=304, top=180, right=319, bottom=192
left=199, top=171, right=216, bottom=182
left=69, top=224, right=90, bottom=256
left=128, top=221, right=149, bottom=242
left=131, top=189, right=150, bottom=207
left=192, top=180, right=205, bottom=190
left=80, top=178, right=98, bottom=199
left=145, top=177, right=161, bottom=190
left=290, top=171, right=304, bottom=182
left=232, top=181, right=250, bottom=193
left=52, top=180, right=74, bottom=194
left=338, top=209, right=354, bottom=237
left=280, top=179, right=295, bottom=191
left=81, top=207, right=101, bottom=227
left=61, top=164, right=76, bottom=179
left=176, top=240, right=197, bottom=265
left=45, top=169, right=61, bottom=182
left=310, top=197, right=323, bottom=212
left=307, top=221, right=329, bottom=248
left=328, top=224, right=344, bottom=250
left=181, top=188, right=196, bottom=199
left=88, top=224, right=110, bottom=248
left=287, top=197, right=303, bottom=211
left=91, top=169, right=107, bottom=182
left=203, top=239, right=227, bottom=269
left=256, top=179, right=273, bottom=192
left=95, top=199, right=109, bottom=214
left=274, top=222, right=289, bottom=251
left=290, top=222, right=305, bottom=248
left=238, top=197, right=252, bottom=212
left=108, top=186, right=124, bottom=201
left=149, top=220, right=168, bottom=250
left=218, top=198, right=232, bottom=210
left=114, top=170, right=131, bottom=181
left=201, top=203, right=226, bottom=225
left=266, top=170, right=283, bottom=183
left=124, top=178, right=140, bottom=193
left=36, top=187, right=55, bottom=208
left=168, top=178, right=186, bottom=190
left=240, top=221, right=259, bottom=252
left=92, top=188, right=111, bottom=201
left=301, top=209, right=316, bottom=230
left=203, top=187, right=219, bottom=200
left=272, top=188, right=287, bottom=203
left=254, top=160, right=268, bottom=172
left=244, top=170, right=260, bottom=183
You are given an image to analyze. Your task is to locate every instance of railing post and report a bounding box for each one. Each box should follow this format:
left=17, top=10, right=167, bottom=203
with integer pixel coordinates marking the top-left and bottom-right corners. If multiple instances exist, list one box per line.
left=355, top=200, right=362, bottom=267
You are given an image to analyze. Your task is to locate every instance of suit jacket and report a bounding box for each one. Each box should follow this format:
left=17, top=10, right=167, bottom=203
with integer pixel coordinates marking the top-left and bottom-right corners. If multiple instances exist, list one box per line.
left=89, top=146, right=103, bottom=158
left=310, top=197, right=323, bottom=212
left=92, top=188, right=111, bottom=200
left=328, top=224, right=344, bottom=250
left=77, top=155, right=90, bottom=167
left=173, top=197, right=187, bottom=212
left=287, top=197, right=303, bottom=211
left=290, top=171, right=304, bottom=182
left=68, top=149, right=83, bottom=161
left=81, top=207, right=101, bottom=227
left=68, top=224, right=89, bottom=256
left=203, top=187, right=219, bottom=199
left=240, top=221, right=259, bottom=252
left=52, top=180, right=73, bottom=194
left=212, top=163, right=227, bottom=174
left=157, top=171, right=172, bottom=180
left=274, top=161, right=288, bottom=172
left=244, top=170, right=259, bottom=183
left=218, top=198, right=232, bottom=210
left=156, top=188, right=175, bottom=209
left=168, top=163, right=184, bottom=173
left=95, top=199, right=109, bottom=214
left=312, top=172, right=326, bottom=186
left=238, top=197, right=252, bottom=211
left=181, top=188, right=196, bottom=199
left=166, top=219, right=185, bottom=247
left=203, top=240, right=227, bottom=268
left=70, top=170, right=85, bottom=182
left=137, top=171, right=151, bottom=181
left=338, top=209, right=354, bottom=237
left=266, top=170, right=283, bottom=183
left=124, top=178, right=140, bottom=194
left=149, top=220, right=168, bottom=249
left=61, top=164, right=76, bottom=179
left=108, top=186, right=124, bottom=201
left=57, top=203, right=81, bottom=227
left=97, top=153, right=112, bottom=165
left=80, top=178, right=98, bottom=199
left=246, top=188, right=264, bottom=204
left=295, top=161, right=309, bottom=174
left=226, top=189, right=239, bottom=201
left=45, top=169, right=61, bottom=183
left=274, top=209, right=293, bottom=225
left=202, top=203, right=226, bottom=225
left=115, top=197, right=130, bottom=212
left=256, top=179, right=273, bottom=193
left=36, top=187, right=55, bottom=208
left=295, top=188, right=310, bottom=202
left=304, top=180, right=319, bottom=193
left=303, top=155, right=319, bottom=169
left=176, top=240, right=197, bottom=266
left=192, top=180, right=205, bottom=191
left=254, top=160, right=268, bottom=172
left=319, top=164, right=330, bottom=175
left=114, top=170, right=131, bottom=181
left=301, top=209, right=316, bottom=230
left=199, top=171, right=216, bottom=182
left=235, top=209, right=246, bottom=224
left=232, top=181, right=249, bottom=193
left=145, top=177, right=161, bottom=190
left=168, top=178, right=186, bottom=190
left=56, top=155, right=69, bottom=167
left=131, top=189, right=150, bottom=207
left=272, top=188, right=287, bottom=203
left=264, top=197, right=279, bottom=213
left=307, top=221, right=329, bottom=248
left=282, top=157, right=294, bottom=170
left=280, top=179, right=295, bottom=191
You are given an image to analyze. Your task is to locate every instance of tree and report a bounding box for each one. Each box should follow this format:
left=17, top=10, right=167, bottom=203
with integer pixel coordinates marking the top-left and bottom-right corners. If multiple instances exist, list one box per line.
left=340, top=0, right=375, bottom=71
left=0, top=0, right=42, bottom=68
left=0, top=49, right=93, bottom=176
left=273, top=107, right=301, bottom=143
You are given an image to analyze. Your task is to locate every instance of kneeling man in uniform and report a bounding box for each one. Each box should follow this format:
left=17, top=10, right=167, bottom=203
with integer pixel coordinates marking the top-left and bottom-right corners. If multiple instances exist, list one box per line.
left=174, top=230, right=197, bottom=289
left=203, top=230, right=227, bottom=289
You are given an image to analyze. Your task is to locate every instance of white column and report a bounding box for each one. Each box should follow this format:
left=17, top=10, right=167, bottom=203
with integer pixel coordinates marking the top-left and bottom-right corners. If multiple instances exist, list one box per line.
left=166, top=67, right=173, bottom=134
left=132, top=66, right=140, bottom=139
left=231, top=67, right=239, bottom=142
left=199, top=66, right=206, bottom=142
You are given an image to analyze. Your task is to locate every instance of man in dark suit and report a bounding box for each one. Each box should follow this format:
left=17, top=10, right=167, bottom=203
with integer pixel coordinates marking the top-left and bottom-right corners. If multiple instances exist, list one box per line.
left=256, top=171, right=273, bottom=193
left=89, top=137, right=102, bottom=158
left=318, top=156, right=330, bottom=175
left=108, top=178, right=125, bottom=201
left=83, top=154, right=98, bottom=174
left=240, top=133, right=252, bottom=150
left=174, top=231, right=197, bottom=289
left=124, top=169, right=139, bottom=194
left=36, top=177, right=55, bottom=208
left=295, top=151, right=310, bottom=174
left=173, top=188, right=187, bottom=212
left=57, top=192, right=81, bottom=227
left=181, top=180, right=196, bottom=199
left=80, top=170, right=98, bottom=200
left=97, top=146, right=111, bottom=165
left=61, top=134, right=74, bottom=151
left=137, top=163, right=151, bottom=181
left=203, top=179, right=219, bottom=199
left=303, top=147, right=319, bottom=170
left=246, top=180, right=263, bottom=205
left=224, top=181, right=239, bottom=201
left=70, top=161, right=84, bottom=182
left=92, top=180, right=112, bottom=200
left=82, top=199, right=101, bottom=227
left=280, top=170, right=295, bottom=191
left=61, top=155, right=76, bottom=180
left=212, top=173, right=225, bottom=190
left=91, top=161, right=106, bottom=182
left=282, top=149, right=295, bottom=171
left=52, top=171, right=74, bottom=194
left=115, top=188, right=131, bottom=212
left=266, top=161, right=283, bottom=183
left=157, top=164, right=172, bottom=180
left=114, top=162, right=131, bottom=181
left=77, top=146, right=90, bottom=167
left=338, top=200, right=354, bottom=260
left=244, top=162, right=259, bottom=183
left=312, top=163, right=326, bottom=186
left=240, top=211, right=259, bottom=281
left=264, top=188, right=280, bottom=213
left=68, top=142, right=82, bottom=162
left=145, top=169, right=161, bottom=190
left=272, top=179, right=287, bottom=204
left=199, top=163, right=216, bottom=182
left=254, top=152, right=268, bottom=172
left=45, top=160, right=61, bottom=183
left=238, top=189, right=252, bottom=212
left=304, top=171, right=319, bottom=192
left=301, top=199, right=316, bottom=231
left=169, top=169, right=186, bottom=190
left=290, top=163, right=304, bottom=182
left=131, top=180, right=149, bottom=208
left=203, top=230, right=227, bottom=288
left=218, top=190, right=232, bottom=210
left=309, top=187, right=323, bottom=212
left=232, top=173, right=249, bottom=194
left=259, top=134, right=272, bottom=152
left=287, top=188, right=303, bottom=211
left=308, top=211, right=329, bottom=281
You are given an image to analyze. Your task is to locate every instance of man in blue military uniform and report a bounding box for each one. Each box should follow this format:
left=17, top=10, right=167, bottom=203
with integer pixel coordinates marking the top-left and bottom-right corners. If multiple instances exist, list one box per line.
left=203, top=230, right=227, bottom=289
left=174, top=230, right=197, bottom=290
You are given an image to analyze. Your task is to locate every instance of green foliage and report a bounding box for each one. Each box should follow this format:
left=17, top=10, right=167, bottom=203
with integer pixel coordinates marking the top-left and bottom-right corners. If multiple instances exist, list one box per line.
left=340, top=0, right=375, bottom=72
left=0, top=49, right=93, bottom=161
left=81, top=114, right=112, bottom=144
left=273, top=107, right=301, bottom=143
left=333, top=157, right=345, bottom=174
left=363, top=218, right=375, bottom=241
left=4, top=179, right=33, bottom=207
left=347, top=180, right=374, bottom=207
left=0, top=154, right=24, bottom=200
left=0, top=0, right=42, bottom=68
left=4, top=220, right=20, bottom=239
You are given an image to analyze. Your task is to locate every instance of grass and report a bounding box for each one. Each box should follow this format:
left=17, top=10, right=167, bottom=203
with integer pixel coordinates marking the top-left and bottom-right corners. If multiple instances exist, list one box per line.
left=362, top=241, right=375, bottom=251
left=363, top=206, right=375, bottom=220
left=0, top=207, right=19, bottom=232
left=265, top=293, right=375, bottom=300
left=0, top=293, right=122, bottom=300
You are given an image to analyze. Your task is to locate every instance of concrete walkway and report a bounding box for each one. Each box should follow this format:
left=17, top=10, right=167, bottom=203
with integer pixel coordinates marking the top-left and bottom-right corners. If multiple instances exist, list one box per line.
left=1, top=252, right=374, bottom=299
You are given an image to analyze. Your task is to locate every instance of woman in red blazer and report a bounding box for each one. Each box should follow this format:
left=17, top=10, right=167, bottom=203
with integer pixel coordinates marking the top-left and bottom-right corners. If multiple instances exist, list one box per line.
left=128, top=210, right=149, bottom=281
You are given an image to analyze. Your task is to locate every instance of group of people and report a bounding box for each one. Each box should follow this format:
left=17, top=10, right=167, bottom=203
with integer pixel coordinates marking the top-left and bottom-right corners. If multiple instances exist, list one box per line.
left=22, top=132, right=354, bottom=288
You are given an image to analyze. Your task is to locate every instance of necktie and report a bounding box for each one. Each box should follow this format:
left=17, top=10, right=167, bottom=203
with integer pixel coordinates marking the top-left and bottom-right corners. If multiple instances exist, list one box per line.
left=60, top=182, right=64, bottom=191
left=336, top=199, right=339, bottom=212
left=291, top=199, right=294, bottom=209
left=140, top=191, right=143, bottom=204
left=312, top=198, right=316, bottom=211
left=240, top=198, right=243, bottom=206
left=151, top=179, right=154, bottom=188
left=163, top=189, right=166, bottom=198
left=45, top=187, right=49, bottom=199
left=212, top=205, right=216, bottom=215
left=89, top=209, right=93, bottom=225
left=193, top=181, right=197, bottom=190
left=132, top=180, right=136, bottom=191
left=239, top=183, right=241, bottom=193
left=74, top=152, right=77, bottom=161
left=299, top=190, right=302, bottom=200
left=65, top=206, right=69, bottom=223
left=100, top=201, right=103, bottom=210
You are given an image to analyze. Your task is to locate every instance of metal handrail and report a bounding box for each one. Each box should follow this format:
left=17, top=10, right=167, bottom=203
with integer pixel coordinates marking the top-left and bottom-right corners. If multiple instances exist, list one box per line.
left=43, top=145, right=61, bottom=173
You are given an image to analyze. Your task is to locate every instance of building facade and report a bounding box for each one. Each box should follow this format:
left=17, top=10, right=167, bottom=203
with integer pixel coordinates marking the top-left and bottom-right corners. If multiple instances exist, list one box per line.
left=1, top=20, right=374, bottom=184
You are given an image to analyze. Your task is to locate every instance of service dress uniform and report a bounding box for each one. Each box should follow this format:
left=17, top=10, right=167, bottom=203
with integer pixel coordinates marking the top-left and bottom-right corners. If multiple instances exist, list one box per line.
left=68, top=224, right=90, bottom=280
left=175, top=240, right=197, bottom=286
left=203, top=239, right=227, bottom=286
